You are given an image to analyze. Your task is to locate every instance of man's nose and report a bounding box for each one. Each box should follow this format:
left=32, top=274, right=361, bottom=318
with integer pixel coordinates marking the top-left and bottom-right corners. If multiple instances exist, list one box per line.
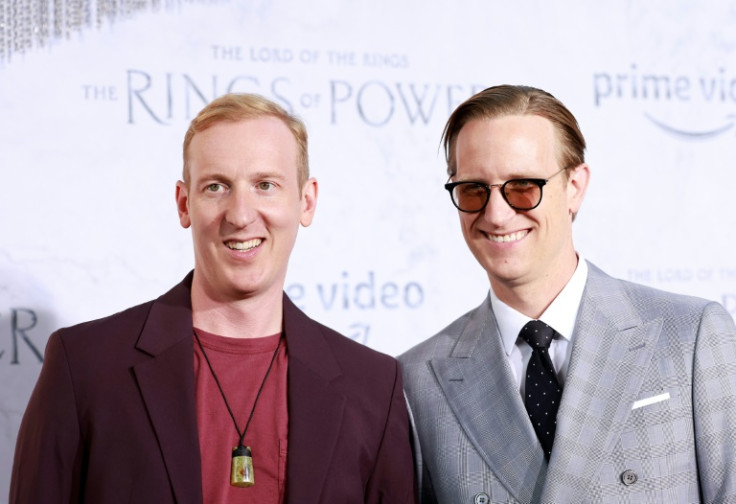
left=483, top=186, right=516, bottom=223
left=224, top=189, right=257, bottom=228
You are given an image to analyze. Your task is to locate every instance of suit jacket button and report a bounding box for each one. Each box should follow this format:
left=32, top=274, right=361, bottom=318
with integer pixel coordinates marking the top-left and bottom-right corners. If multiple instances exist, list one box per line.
left=473, top=493, right=490, bottom=504
left=620, top=469, right=638, bottom=486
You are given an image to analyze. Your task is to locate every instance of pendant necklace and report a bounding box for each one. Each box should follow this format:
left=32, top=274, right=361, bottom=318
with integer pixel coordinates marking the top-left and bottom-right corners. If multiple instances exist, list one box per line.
left=194, top=329, right=282, bottom=488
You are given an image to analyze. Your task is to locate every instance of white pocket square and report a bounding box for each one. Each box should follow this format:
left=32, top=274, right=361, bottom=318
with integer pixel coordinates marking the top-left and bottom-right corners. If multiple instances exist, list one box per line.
left=632, top=392, right=670, bottom=410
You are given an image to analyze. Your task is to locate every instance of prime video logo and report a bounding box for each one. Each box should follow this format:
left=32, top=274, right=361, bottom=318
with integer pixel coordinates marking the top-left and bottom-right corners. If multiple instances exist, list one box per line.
left=593, top=64, right=736, bottom=140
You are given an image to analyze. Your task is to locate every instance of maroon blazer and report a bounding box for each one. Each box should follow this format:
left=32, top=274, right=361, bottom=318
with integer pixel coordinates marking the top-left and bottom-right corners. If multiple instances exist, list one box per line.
left=10, top=273, right=416, bottom=503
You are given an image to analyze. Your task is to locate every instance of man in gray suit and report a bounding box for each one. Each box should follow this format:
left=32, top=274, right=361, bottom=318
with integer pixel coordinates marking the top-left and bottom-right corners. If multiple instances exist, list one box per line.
left=399, top=84, right=736, bottom=503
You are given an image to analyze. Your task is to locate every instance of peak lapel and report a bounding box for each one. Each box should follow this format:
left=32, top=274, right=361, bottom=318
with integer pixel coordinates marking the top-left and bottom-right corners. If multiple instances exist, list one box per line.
left=133, top=274, right=203, bottom=504
left=430, top=298, right=546, bottom=503
left=542, top=264, right=663, bottom=501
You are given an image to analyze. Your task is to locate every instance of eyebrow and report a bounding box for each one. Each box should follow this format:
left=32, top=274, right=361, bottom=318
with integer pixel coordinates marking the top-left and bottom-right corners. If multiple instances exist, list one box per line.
left=194, top=169, right=288, bottom=184
left=192, top=170, right=232, bottom=185
left=454, top=173, right=545, bottom=183
left=248, top=170, right=287, bottom=181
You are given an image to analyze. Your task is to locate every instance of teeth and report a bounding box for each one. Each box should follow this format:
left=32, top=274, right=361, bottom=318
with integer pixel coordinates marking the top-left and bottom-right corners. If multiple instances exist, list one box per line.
left=227, top=239, right=262, bottom=251
left=489, top=231, right=527, bottom=243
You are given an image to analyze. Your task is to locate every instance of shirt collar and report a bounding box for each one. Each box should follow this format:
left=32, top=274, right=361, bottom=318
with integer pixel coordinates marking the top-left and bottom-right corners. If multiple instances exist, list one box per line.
left=492, top=256, right=588, bottom=356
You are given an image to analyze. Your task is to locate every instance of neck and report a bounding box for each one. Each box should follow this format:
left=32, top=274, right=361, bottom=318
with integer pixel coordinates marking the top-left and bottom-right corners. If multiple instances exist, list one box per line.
left=190, top=279, right=284, bottom=339
left=491, top=254, right=579, bottom=319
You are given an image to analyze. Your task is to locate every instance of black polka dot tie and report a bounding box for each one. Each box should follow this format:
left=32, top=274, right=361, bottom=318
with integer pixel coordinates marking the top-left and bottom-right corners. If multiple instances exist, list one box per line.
left=520, top=320, right=562, bottom=459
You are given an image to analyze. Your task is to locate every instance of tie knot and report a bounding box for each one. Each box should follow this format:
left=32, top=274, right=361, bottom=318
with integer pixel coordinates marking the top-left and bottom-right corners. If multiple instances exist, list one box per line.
left=520, top=320, right=555, bottom=349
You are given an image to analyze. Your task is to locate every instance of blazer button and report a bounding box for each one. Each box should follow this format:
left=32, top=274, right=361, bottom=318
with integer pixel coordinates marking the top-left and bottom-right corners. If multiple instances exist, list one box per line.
left=473, top=493, right=490, bottom=504
left=620, top=469, right=638, bottom=486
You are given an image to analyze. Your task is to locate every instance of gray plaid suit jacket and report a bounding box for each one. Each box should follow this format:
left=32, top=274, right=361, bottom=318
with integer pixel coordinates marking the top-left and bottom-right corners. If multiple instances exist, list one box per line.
left=399, top=262, right=736, bottom=503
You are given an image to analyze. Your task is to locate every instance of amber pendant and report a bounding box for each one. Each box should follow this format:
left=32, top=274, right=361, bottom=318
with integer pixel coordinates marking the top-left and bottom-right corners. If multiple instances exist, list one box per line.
left=231, top=445, right=254, bottom=487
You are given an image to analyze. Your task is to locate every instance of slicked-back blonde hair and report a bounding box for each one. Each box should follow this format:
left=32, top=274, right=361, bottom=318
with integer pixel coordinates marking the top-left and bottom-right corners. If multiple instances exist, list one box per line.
left=442, top=85, right=586, bottom=178
left=183, top=93, right=309, bottom=188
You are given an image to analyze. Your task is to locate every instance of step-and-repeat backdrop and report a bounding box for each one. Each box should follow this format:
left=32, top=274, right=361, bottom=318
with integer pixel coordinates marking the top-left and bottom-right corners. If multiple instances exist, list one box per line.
left=1, top=0, right=735, bottom=498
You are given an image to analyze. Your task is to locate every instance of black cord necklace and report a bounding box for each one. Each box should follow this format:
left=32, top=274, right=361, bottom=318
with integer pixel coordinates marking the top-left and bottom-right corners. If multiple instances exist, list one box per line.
left=193, top=329, right=283, bottom=488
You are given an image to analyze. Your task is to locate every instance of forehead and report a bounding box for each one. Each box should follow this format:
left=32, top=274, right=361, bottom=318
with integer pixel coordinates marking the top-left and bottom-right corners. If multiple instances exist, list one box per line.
left=455, top=115, right=559, bottom=176
left=188, top=117, right=298, bottom=179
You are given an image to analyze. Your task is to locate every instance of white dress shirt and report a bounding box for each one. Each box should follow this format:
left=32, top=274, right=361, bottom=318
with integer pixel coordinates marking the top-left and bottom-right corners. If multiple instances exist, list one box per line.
left=490, top=256, right=588, bottom=398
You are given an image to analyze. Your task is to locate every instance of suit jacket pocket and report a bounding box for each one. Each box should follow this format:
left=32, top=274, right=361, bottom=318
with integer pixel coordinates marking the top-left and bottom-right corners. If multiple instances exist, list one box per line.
left=618, top=387, right=695, bottom=475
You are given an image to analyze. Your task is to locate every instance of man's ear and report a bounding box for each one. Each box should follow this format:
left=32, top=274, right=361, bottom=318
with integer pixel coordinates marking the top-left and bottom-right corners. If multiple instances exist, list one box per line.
left=299, top=177, right=318, bottom=227
left=566, top=163, right=590, bottom=217
left=176, top=180, right=192, bottom=229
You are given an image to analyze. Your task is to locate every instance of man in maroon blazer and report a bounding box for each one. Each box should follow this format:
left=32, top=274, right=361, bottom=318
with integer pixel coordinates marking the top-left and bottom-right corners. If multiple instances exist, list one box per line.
left=10, top=93, right=416, bottom=503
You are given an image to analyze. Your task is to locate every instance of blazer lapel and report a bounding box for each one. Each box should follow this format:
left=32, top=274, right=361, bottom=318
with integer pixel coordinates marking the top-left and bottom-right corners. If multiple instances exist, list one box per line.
left=542, top=263, right=663, bottom=500
left=132, top=275, right=203, bottom=504
left=283, top=296, right=346, bottom=503
left=430, top=297, right=547, bottom=503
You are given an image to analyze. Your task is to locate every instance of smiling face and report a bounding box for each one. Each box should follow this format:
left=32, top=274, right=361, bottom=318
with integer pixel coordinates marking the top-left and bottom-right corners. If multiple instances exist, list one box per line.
left=453, top=114, right=588, bottom=302
left=176, top=117, right=317, bottom=304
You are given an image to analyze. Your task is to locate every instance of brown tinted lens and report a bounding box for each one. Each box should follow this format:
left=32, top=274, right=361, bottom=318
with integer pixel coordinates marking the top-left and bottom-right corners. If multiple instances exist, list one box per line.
left=454, top=183, right=488, bottom=211
left=503, top=180, right=541, bottom=210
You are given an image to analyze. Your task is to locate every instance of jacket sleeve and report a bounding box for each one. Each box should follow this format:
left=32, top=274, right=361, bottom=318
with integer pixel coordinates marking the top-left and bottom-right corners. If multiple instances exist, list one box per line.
left=364, top=360, right=418, bottom=503
left=405, top=396, right=437, bottom=504
left=693, top=302, right=736, bottom=501
left=9, top=331, right=83, bottom=503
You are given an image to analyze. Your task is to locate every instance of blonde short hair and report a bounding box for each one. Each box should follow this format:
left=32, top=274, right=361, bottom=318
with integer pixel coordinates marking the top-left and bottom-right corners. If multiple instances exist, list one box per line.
left=182, top=93, right=309, bottom=188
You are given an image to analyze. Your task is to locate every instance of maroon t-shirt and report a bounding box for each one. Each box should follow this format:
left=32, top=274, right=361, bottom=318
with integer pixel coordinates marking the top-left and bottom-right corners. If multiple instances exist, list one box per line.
left=193, top=329, right=288, bottom=503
